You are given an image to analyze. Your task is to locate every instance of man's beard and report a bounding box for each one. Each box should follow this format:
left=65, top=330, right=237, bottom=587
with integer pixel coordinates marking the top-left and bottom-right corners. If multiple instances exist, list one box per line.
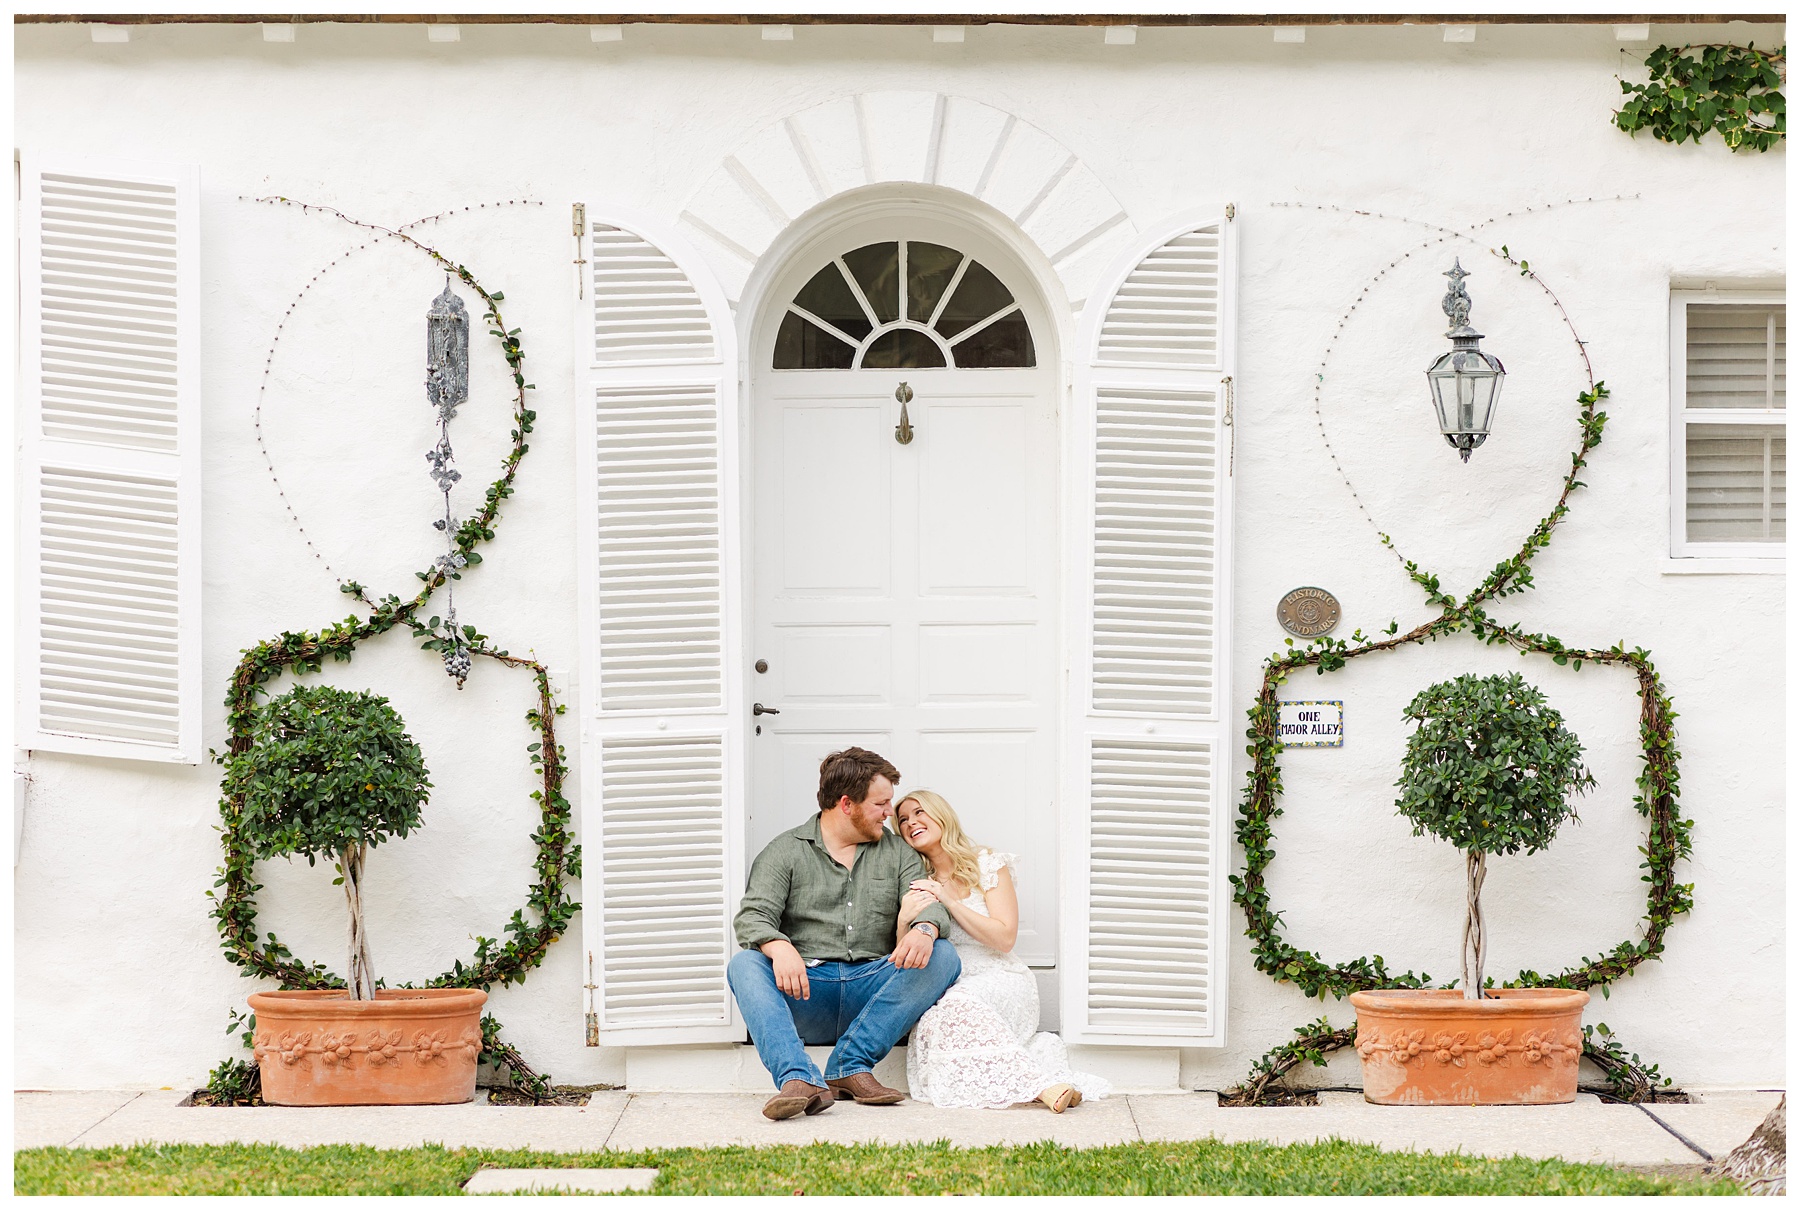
left=851, top=807, right=886, bottom=842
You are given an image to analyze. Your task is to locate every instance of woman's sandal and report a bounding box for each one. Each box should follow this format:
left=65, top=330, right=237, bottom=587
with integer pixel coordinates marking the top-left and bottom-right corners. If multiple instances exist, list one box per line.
left=1036, top=1084, right=1081, bottom=1113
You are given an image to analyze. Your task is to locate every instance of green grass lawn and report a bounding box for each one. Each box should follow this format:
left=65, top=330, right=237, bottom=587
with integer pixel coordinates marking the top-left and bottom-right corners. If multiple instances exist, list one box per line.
left=15, top=1140, right=1737, bottom=1196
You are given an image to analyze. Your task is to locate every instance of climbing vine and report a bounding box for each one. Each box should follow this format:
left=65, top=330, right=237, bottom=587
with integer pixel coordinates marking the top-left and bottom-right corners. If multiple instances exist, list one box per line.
left=1220, top=1017, right=1358, bottom=1107
left=1614, top=43, right=1785, bottom=152
left=206, top=202, right=578, bottom=1100
left=1226, top=235, right=1693, bottom=1104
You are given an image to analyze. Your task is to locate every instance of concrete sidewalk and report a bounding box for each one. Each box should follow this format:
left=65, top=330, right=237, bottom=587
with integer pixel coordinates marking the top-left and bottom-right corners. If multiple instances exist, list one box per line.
left=15, top=1088, right=1780, bottom=1169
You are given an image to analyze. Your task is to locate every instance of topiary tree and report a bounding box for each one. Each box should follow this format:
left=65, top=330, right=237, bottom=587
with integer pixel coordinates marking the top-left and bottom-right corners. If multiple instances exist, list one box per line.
left=223, top=684, right=431, bottom=999
left=1395, top=672, right=1595, bottom=1000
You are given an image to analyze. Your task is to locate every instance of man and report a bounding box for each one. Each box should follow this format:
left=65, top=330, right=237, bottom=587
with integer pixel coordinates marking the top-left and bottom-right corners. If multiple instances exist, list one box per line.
left=729, top=747, right=961, bottom=1120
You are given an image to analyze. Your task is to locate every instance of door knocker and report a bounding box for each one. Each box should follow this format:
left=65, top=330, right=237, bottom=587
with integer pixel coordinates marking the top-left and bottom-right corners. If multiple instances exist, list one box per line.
left=894, top=382, right=915, bottom=445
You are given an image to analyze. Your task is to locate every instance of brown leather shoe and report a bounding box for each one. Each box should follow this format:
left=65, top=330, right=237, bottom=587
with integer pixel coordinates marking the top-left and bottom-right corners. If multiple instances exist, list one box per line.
left=763, top=1079, right=834, bottom=1121
left=826, top=1072, right=906, bottom=1105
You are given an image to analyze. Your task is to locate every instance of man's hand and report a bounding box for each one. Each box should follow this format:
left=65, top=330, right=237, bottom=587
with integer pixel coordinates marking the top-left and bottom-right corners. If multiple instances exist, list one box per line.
left=761, top=939, right=810, bottom=1000
left=890, top=926, right=935, bottom=970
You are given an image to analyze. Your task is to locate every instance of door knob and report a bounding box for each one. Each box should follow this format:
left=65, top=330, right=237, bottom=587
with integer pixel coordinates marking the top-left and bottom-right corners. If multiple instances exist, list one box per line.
left=753, top=702, right=781, bottom=716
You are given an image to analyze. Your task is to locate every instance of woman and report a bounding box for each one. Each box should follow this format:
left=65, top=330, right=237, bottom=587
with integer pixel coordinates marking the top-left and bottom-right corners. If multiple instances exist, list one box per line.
left=894, top=790, right=1112, bottom=1112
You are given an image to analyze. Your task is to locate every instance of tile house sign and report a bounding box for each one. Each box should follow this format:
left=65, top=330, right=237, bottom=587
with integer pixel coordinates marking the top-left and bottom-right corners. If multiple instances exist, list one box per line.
left=1278, top=700, right=1344, bottom=748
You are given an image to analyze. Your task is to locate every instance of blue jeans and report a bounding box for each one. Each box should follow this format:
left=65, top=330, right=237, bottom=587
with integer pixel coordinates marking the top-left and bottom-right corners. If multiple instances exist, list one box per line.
left=727, top=943, right=962, bottom=1089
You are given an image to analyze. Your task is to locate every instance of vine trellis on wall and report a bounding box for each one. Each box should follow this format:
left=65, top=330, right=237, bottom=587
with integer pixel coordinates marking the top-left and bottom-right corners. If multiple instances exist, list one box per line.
left=207, top=198, right=576, bottom=1100
left=1223, top=206, right=1692, bottom=1106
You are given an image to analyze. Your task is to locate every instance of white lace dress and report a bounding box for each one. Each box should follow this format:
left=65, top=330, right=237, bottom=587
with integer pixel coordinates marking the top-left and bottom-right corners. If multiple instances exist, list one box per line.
left=906, top=850, right=1113, bottom=1109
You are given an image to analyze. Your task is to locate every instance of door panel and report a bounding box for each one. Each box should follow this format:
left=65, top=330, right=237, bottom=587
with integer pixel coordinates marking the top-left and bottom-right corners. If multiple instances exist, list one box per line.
left=779, top=404, right=889, bottom=592
left=919, top=402, right=1030, bottom=592
left=917, top=623, right=1032, bottom=701
left=777, top=625, right=892, bottom=702
left=751, top=368, right=1058, bottom=965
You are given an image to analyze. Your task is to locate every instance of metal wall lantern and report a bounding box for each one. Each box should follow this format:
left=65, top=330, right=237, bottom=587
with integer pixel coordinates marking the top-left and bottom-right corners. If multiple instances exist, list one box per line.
left=1425, top=259, right=1506, bottom=462
left=426, top=281, right=469, bottom=422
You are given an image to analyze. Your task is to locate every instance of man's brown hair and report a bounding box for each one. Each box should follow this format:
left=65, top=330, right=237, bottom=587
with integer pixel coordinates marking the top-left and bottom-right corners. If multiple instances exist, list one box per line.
left=816, top=747, right=901, bottom=813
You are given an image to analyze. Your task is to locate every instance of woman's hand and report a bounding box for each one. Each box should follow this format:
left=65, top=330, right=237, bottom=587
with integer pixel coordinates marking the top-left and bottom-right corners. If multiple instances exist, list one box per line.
left=908, top=878, right=948, bottom=903
left=901, top=888, right=936, bottom=914
left=910, top=877, right=973, bottom=928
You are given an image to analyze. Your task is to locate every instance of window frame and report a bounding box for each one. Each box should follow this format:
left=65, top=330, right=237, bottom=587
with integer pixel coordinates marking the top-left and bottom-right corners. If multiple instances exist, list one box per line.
left=1669, top=288, right=1786, bottom=563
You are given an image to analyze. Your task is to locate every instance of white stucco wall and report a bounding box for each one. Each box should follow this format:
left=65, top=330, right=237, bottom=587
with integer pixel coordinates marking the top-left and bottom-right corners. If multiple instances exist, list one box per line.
left=14, top=19, right=1784, bottom=1093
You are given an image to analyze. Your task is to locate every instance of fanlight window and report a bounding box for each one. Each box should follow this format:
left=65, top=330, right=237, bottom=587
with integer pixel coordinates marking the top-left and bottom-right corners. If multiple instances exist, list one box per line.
left=774, top=241, right=1036, bottom=369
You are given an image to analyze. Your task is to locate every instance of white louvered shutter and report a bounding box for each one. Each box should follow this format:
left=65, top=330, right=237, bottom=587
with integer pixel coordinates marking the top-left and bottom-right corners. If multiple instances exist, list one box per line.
left=16, top=156, right=202, bottom=763
left=575, top=212, right=745, bottom=1045
left=1063, top=211, right=1235, bottom=1047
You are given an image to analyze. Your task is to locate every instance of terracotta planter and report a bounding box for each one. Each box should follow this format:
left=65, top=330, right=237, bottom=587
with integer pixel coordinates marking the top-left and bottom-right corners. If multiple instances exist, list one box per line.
left=249, top=988, right=487, bottom=1106
left=1349, top=988, right=1588, bottom=1105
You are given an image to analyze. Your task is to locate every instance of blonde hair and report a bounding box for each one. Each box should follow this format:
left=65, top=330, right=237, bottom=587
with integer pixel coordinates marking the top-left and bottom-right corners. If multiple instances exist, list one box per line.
left=897, top=789, right=984, bottom=894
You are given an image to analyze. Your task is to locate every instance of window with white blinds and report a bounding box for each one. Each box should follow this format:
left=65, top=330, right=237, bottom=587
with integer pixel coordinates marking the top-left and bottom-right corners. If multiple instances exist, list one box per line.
left=17, top=157, right=202, bottom=762
left=1672, top=294, right=1786, bottom=557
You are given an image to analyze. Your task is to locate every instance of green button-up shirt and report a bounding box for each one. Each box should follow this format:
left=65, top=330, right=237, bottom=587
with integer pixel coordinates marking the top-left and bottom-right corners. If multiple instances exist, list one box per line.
left=733, top=814, right=952, bottom=961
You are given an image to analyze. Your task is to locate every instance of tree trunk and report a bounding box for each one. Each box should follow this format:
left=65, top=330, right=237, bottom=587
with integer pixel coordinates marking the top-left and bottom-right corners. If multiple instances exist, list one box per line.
left=1718, top=1095, right=1785, bottom=1196
left=342, top=843, right=376, bottom=1001
left=1461, top=851, right=1488, bottom=1001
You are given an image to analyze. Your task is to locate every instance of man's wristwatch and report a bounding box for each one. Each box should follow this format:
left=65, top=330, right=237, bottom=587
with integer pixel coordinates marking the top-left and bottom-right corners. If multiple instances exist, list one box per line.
left=910, top=922, right=938, bottom=939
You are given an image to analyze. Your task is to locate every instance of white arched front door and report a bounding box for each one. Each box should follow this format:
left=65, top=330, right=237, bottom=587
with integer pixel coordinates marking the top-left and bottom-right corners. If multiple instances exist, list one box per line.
left=748, top=227, right=1060, bottom=966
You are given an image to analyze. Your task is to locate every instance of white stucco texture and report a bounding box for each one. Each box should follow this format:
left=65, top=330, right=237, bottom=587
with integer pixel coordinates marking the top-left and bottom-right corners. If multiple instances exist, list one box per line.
left=15, top=19, right=1783, bottom=1092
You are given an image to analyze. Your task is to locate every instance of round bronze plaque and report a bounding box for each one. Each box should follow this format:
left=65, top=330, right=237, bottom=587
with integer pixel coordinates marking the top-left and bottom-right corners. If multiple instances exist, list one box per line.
left=1277, top=586, right=1341, bottom=638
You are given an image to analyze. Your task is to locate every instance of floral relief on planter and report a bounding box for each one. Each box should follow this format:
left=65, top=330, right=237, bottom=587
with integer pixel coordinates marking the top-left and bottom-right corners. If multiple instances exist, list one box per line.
left=250, top=987, right=486, bottom=1106
left=1358, top=1026, right=1579, bottom=1070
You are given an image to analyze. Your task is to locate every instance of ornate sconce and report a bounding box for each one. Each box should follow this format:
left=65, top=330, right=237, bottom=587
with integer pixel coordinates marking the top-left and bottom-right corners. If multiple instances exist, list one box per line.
left=426, top=282, right=469, bottom=421
left=1424, top=259, right=1506, bottom=462
left=425, top=282, right=472, bottom=683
